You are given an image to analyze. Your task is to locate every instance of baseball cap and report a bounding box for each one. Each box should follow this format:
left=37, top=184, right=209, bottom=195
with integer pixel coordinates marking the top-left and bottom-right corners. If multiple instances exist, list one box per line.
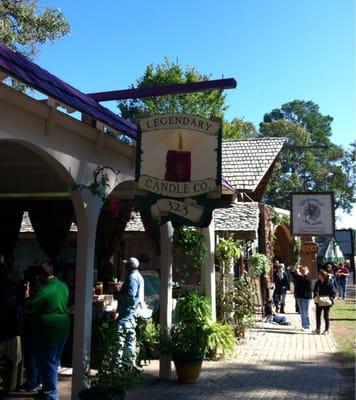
left=123, top=257, right=140, bottom=269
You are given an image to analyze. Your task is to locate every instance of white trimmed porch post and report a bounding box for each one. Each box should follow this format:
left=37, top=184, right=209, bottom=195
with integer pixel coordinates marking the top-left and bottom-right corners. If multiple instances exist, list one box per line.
left=71, top=203, right=100, bottom=399
left=159, top=221, right=174, bottom=379
left=202, top=223, right=216, bottom=321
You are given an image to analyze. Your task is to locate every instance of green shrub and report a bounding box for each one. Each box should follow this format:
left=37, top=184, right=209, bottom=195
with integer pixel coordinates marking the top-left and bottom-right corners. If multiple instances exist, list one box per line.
left=206, top=322, right=236, bottom=359
left=249, top=253, right=271, bottom=277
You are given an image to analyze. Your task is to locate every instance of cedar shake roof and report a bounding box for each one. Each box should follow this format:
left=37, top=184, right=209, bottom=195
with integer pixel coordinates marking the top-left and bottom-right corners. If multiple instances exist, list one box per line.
left=213, top=202, right=259, bottom=238
left=20, top=206, right=258, bottom=236
left=222, top=138, right=285, bottom=198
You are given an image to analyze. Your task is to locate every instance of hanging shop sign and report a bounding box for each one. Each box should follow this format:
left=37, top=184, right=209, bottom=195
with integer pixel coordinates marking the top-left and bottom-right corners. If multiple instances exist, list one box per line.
left=301, top=242, right=319, bottom=254
left=291, top=192, right=335, bottom=236
left=135, top=113, right=222, bottom=227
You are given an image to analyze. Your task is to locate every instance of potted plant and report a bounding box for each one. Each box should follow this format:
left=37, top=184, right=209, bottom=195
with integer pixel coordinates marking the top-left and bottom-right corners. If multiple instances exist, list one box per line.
left=206, top=321, right=236, bottom=360
left=79, top=320, right=141, bottom=400
left=162, top=291, right=212, bottom=383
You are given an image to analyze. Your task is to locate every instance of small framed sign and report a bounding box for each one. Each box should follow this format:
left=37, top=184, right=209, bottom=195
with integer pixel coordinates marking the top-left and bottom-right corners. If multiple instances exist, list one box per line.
left=136, top=113, right=222, bottom=227
left=291, top=192, right=335, bottom=236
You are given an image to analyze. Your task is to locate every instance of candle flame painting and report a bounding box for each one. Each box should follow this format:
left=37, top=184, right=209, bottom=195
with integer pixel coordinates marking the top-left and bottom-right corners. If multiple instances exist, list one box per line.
left=164, top=133, right=191, bottom=182
left=136, top=113, right=222, bottom=226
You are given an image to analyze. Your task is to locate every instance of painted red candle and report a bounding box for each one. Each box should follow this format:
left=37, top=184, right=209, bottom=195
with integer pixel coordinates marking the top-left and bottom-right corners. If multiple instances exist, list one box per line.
left=165, top=133, right=191, bottom=182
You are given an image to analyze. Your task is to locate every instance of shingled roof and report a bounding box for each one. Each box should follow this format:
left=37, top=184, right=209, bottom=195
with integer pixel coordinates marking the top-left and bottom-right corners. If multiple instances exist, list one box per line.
left=222, top=138, right=285, bottom=199
left=20, top=206, right=259, bottom=237
left=213, top=202, right=259, bottom=239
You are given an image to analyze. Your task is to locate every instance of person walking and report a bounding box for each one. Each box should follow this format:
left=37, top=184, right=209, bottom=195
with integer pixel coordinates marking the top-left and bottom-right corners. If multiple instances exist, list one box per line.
left=291, top=265, right=313, bottom=332
left=26, top=262, right=69, bottom=400
left=115, top=257, right=145, bottom=366
left=313, top=269, right=336, bottom=335
left=272, top=263, right=288, bottom=313
left=324, top=263, right=338, bottom=292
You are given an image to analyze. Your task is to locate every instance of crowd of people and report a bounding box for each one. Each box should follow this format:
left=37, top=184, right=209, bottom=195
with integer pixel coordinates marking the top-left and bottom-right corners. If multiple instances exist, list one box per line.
left=0, top=254, right=145, bottom=400
left=267, top=257, right=352, bottom=335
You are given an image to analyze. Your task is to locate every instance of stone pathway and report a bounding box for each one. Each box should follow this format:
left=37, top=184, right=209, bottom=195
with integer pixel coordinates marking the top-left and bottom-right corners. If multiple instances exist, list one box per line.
left=7, top=292, right=351, bottom=399
left=125, top=293, right=348, bottom=400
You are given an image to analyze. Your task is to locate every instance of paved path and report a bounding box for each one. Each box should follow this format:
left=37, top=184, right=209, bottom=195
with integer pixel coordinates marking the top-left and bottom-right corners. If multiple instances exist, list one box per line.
left=7, top=292, right=351, bottom=399
left=125, top=293, right=348, bottom=400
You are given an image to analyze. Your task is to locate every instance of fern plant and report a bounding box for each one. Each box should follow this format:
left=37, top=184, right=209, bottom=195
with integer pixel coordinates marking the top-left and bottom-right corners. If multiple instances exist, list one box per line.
left=249, top=253, right=271, bottom=277
left=173, top=227, right=208, bottom=271
left=206, top=322, right=236, bottom=359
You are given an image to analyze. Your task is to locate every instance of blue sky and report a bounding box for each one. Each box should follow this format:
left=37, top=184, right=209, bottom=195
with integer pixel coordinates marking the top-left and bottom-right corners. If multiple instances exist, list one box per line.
left=37, top=0, right=355, bottom=149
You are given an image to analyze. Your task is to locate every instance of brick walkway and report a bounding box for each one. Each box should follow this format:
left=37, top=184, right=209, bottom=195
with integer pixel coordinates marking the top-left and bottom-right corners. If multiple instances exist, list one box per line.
left=7, top=292, right=351, bottom=399
left=125, top=293, right=348, bottom=400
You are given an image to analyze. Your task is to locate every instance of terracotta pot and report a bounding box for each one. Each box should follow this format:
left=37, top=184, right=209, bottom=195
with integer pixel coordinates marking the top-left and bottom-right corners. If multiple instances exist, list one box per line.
left=173, top=354, right=203, bottom=383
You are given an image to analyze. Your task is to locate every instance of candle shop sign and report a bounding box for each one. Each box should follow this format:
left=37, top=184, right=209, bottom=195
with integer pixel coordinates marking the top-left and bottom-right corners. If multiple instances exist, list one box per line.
left=291, top=192, right=335, bottom=236
left=135, top=113, right=222, bottom=227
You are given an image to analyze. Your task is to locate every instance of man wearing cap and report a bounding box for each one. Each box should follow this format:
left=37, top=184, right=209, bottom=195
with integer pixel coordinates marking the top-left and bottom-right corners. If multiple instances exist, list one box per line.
left=116, top=257, right=144, bottom=365
left=26, top=262, right=69, bottom=400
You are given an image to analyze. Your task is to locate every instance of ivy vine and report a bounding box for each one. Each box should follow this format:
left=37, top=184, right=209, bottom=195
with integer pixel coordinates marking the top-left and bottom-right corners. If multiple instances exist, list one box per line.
left=249, top=252, right=271, bottom=277
left=72, top=166, right=118, bottom=201
left=269, top=206, right=290, bottom=226
left=172, top=227, right=208, bottom=271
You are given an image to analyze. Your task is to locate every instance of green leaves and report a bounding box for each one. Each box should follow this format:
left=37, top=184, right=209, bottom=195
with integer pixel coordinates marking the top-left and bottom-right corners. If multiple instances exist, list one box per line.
left=260, top=100, right=354, bottom=212
left=249, top=253, right=271, bottom=277
left=173, top=227, right=208, bottom=271
left=175, top=291, right=212, bottom=325
left=206, top=322, right=236, bottom=359
left=167, top=291, right=212, bottom=357
left=216, top=237, right=241, bottom=262
left=0, top=0, right=71, bottom=58
left=223, top=118, right=257, bottom=139
left=118, top=58, right=228, bottom=123
left=91, top=320, right=141, bottom=393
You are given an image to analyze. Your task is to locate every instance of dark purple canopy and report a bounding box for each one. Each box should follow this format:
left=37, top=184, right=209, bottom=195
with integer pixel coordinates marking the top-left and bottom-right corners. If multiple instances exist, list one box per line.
left=0, top=44, right=137, bottom=139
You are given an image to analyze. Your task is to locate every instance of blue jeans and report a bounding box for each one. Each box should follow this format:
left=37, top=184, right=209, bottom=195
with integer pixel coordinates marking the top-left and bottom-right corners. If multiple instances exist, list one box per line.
left=338, top=279, right=347, bottom=298
left=296, top=298, right=311, bottom=329
left=35, top=340, right=66, bottom=400
left=118, top=318, right=137, bottom=366
left=24, top=338, right=41, bottom=389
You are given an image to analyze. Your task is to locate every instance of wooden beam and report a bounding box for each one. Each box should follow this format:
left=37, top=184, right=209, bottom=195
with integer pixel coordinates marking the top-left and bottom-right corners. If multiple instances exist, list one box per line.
left=87, top=78, right=237, bottom=102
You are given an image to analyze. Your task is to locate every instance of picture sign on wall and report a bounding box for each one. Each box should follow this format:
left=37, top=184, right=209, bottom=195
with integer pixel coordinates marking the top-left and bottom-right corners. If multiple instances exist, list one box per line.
left=291, top=192, right=335, bottom=236
left=136, top=113, right=222, bottom=227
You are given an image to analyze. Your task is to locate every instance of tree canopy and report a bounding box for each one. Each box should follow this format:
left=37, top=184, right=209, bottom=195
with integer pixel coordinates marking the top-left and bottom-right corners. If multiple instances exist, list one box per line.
left=223, top=118, right=257, bottom=139
left=118, top=58, right=228, bottom=123
left=0, top=0, right=70, bottom=57
left=260, top=100, right=355, bottom=213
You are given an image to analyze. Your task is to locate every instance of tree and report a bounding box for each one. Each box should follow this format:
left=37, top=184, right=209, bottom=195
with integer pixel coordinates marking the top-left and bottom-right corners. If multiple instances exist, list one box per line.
left=118, top=58, right=228, bottom=123
left=260, top=100, right=355, bottom=213
left=223, top=118, right=257, bottom=139
left=0, top=0, right=70, bottom=57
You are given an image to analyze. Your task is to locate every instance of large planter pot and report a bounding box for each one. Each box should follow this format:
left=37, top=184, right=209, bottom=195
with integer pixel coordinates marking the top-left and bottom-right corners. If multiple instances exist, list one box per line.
left=173, top=354, right=204, bottom=383
left=79, top=387, right=125, bottom=400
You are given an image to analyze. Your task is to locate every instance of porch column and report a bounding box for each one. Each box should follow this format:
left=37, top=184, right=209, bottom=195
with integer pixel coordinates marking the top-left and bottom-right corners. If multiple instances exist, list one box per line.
left=159, top=221, right=173, bottom=379
left=202, top=223, right=216, bottom=321
left=71, top=204, right=100, bottom=399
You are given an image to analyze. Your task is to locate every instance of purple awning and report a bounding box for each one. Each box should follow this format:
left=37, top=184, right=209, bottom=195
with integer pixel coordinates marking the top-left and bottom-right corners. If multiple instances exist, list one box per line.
left=0, top=44, right=137, bottom=139
left=222, top=176, right=235, bottom=192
